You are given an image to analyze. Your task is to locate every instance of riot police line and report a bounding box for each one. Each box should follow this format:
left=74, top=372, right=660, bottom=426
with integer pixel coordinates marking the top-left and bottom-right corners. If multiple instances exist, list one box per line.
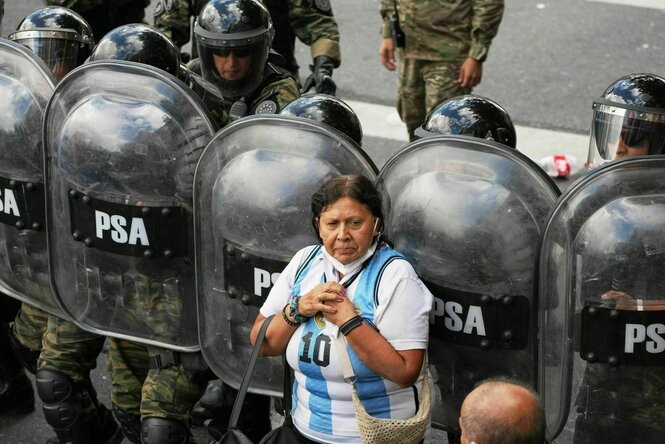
left=1, top=25, right=665, bottom=444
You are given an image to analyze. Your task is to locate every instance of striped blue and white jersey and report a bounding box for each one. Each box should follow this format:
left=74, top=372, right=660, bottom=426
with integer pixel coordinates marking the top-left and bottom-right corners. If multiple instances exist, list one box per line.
left=260, top=244, right=433, bottom=443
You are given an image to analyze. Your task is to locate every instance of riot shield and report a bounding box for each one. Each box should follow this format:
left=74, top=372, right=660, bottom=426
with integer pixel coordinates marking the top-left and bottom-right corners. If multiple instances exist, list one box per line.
left=194, top=115, right=378, bottom=395
left=0, top=38, right=64, bottom=316
left=44, top=61, right=216, bottom=351
left=539, top=157, right=665, bottom=444
left=376, top=135, right=560, bottom=433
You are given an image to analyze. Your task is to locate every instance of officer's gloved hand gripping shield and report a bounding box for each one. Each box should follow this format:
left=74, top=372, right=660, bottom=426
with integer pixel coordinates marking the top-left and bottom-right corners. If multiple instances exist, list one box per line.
left=375, top=135, right=560, bottom=434
left=539, top=157, right=665, bottom=444
left=194, top=115, right=377, bottom=395
left=0, top=38, right=65, bottom=316
left=43, top=61, right=217, bottom=350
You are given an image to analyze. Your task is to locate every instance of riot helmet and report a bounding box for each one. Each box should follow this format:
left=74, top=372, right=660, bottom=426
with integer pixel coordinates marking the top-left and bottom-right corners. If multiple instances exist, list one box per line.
left=414, top=94, right=517, bottom=148
left=587, top=73, right=665, bottom=168
left=279, top=94, right=363, bottom=145
left=9, top=6, right=94, bottom=81
left=194, top=0, right=273, bottom=98
left=89, top=24, right=180, bottom=76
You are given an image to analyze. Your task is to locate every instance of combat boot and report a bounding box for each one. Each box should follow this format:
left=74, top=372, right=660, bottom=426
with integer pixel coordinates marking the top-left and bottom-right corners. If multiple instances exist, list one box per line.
left=0, top=322, right=35, bottom=415
left=37, top=368, right=123, bottom=444
left=0, top=359, right=35, bottom=415
left=192, top=379, right=229, bottom=426
left=43, top=405, right=123, bottom=444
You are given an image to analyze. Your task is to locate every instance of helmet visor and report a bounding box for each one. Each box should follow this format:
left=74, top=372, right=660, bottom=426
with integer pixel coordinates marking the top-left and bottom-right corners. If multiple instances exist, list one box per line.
left=588, top=103, right=665, bottom=168
left=12, top=36, right=79, bottom=81
left=196, top=39, right=268, bottom=98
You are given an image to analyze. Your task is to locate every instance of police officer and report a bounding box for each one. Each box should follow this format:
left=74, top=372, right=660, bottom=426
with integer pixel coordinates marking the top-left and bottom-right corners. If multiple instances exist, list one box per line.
left=154, top=0, right=339, bottom=94
left=571, top=72, right=665, bottom=444
left=43, top=0, right=150, bottom=41
left=587, top=73, right=665, bottom=168
left=188, top=0, right=299, bottom=434
left=379, top=0, right=505, bottom=141
left=7, top=6, right=123, bottom=443
left=414, top=94, right=517, bottom=148
left=81, top=23, right=228, bottom=444
left=191, top=0, right=300, bottom=119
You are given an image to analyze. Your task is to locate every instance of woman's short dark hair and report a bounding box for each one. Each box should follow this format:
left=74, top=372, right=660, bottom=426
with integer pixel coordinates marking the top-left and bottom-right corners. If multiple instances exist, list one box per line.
left=310, top=175, right=384, bottom=236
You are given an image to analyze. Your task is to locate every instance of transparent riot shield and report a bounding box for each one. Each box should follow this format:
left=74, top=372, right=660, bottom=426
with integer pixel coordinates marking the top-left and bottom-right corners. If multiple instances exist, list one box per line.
left=44, top=61, right=216, bottom=350
left=539, top=157, right=665, bottom=444
left=194, top=115, right=378, bottom=395
left=0, top=38, right=64, bottom=316
left=376, top=135, right=560, bottom=433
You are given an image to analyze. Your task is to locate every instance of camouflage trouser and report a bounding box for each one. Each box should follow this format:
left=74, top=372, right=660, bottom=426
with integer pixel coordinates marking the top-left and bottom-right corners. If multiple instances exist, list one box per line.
left=12, top=303, right=48, bottom=352
left=397, top=53, right=471, bottom=140
left=37, top=314, right=107, bottom=417
left=106, top=338, right=207, bottom=422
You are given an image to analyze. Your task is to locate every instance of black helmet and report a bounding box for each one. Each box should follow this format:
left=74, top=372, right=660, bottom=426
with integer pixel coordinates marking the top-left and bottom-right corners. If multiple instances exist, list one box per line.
left=9, top=6, right=94, bottom=81
left=414, top=94, right=517, bottom=148
left=194, top=0, right=273, bottom=98
left=587, top=73, right=665, bottom=168
left=90, top=24, right=180, bottom=76
left=279, top=94, right=363, bottom=145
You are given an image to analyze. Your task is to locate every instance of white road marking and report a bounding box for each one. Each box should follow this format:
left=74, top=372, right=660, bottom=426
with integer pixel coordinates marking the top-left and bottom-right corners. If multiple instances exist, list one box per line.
left=587, top=0, right=665, bottom=10
left=346, top=99, right=589, bottom=164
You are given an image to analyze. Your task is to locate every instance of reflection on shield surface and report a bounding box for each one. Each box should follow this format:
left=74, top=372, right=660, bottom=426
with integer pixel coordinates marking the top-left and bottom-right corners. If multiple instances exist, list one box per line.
left=539, top=157, right=665, bottom=443
left=0, top=38, right=64, bottom=316
left=44, top=61, right=216, bottom=350
left=377, top=135, right=559, bottom=433
left=194, top=115, right=377, bottom=395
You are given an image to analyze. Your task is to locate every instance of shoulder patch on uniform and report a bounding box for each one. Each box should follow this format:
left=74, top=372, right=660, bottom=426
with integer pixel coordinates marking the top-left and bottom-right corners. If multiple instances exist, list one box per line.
left=154, top=0, right=175, bottom=17
left=314, top=0, right=331, bottom=12
left=255, top=100, right=278, bottom=114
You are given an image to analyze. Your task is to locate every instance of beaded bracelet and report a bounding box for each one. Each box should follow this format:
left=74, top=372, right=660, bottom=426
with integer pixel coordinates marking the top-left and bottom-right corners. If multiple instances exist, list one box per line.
left=289, top=295, right=308, bottom=324
left=281, top=304, right=299, bottom=327
left=339, top=315, right=363, bottom=336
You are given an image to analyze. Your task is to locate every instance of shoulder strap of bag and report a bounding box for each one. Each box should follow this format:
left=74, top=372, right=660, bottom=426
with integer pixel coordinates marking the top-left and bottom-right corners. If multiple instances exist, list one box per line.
left=334, top=332, right=357, bottom=384
left=281, top=355, right=294, bottom=426
left=334, top=332, right=428, bottom=388
left=228, top=315, right=275, bottom=428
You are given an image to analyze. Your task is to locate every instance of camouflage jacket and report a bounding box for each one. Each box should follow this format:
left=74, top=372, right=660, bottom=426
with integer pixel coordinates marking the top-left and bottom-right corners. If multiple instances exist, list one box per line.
left=154, top=0, right=340, bottom=66
left=379, top=0, right=504, bottom=63
left=44, top=0, right=149, bottom=13
left=249, top=66, right=300, bottom=114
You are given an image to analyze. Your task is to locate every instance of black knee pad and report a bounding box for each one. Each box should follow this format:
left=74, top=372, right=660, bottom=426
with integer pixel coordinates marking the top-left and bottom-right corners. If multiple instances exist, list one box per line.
left=36, top=369, right=81, bottom=429
left=140, top=417, right=189, bottom=444
left=112, top=404, right=141, bottom=444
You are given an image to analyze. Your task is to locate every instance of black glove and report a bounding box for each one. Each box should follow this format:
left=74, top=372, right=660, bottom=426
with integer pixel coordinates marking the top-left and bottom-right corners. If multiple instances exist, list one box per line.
left=300, top=55, right=337, bottom=95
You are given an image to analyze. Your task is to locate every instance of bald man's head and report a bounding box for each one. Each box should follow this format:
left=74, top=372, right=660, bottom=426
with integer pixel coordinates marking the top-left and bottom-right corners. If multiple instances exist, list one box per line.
left=459, top=378, right=545, bottom=444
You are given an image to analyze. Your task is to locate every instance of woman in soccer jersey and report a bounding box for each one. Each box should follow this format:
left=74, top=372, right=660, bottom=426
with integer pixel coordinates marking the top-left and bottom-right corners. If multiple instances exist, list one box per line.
left=250, top=174, right=433, bottom=443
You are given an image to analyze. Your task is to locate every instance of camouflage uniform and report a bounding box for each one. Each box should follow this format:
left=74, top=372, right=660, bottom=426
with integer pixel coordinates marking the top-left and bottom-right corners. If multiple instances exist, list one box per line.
left=380, top=0, right=504, bottom=139
left=43, top=0, right=149, bottom=40
left=38, top=315, right=107, bottom=416
left=106, top=340, right=209, bottom=443
left=153, top=0, right=341, bottom=75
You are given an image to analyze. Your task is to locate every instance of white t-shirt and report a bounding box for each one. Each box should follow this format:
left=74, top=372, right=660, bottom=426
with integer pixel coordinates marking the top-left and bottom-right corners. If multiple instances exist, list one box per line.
left=260, top=244, right=433, bottom=443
